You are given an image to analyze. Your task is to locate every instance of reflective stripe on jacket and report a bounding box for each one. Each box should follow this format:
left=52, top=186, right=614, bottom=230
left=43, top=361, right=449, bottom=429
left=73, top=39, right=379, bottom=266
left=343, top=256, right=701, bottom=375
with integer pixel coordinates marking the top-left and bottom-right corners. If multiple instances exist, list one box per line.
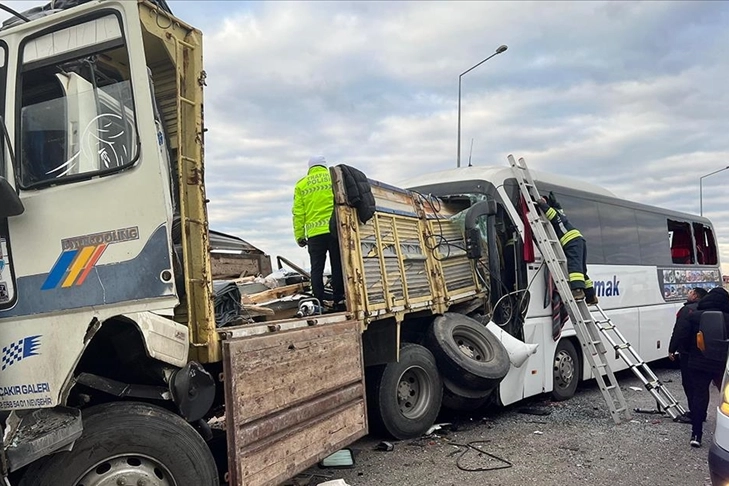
left=539, top=201, right=583, bottom=246
left=292, top=165, right=334, bottom=241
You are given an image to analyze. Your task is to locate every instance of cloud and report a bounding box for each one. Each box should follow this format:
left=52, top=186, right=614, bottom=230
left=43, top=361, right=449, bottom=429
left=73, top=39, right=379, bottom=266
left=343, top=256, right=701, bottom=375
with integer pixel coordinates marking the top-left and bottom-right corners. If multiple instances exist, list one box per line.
left=179, top=0, right=729, bottom=274
left=1, top=1, right=728, bottom=277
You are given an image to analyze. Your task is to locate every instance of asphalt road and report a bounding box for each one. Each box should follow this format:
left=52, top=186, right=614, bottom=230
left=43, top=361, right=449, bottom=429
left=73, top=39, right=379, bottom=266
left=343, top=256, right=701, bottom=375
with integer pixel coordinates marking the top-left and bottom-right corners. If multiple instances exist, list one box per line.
left=299, top=362, right=719, bottom=486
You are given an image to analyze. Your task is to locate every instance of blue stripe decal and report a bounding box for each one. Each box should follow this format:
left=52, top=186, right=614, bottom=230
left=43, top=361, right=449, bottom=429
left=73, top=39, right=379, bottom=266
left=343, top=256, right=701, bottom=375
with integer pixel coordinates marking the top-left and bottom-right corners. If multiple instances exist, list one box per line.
left=40, top=250, right=78, bottom=290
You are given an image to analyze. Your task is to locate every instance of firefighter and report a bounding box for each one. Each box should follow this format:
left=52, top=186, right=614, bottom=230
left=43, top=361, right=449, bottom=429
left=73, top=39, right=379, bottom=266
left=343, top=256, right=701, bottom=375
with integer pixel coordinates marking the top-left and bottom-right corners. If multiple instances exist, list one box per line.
left=292, top=155, right=344, bottom=310
left=537, top=192, right=597, bottom=305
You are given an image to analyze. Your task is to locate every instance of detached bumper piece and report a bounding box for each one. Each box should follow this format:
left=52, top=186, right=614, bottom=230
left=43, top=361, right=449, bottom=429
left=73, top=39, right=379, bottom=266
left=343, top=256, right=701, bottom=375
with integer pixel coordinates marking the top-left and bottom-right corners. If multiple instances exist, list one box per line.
left=5, top=406, right=82, bottom=472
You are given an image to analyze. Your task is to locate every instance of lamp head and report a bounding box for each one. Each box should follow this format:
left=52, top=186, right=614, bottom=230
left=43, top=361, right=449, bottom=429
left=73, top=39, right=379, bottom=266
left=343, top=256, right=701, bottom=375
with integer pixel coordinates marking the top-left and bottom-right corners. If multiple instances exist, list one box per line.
left=496, top=45, right=508, bottom=54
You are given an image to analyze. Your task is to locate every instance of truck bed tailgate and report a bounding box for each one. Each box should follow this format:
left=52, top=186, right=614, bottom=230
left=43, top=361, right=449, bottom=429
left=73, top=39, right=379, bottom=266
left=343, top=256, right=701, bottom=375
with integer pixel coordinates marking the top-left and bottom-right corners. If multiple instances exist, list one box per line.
left=221, top=314, right=367, bottom=485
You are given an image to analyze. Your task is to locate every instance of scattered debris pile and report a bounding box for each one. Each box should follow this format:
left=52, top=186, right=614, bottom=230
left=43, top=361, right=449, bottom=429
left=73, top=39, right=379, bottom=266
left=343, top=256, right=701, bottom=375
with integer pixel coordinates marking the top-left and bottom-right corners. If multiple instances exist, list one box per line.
left=213, top=268, right=313, bottom=326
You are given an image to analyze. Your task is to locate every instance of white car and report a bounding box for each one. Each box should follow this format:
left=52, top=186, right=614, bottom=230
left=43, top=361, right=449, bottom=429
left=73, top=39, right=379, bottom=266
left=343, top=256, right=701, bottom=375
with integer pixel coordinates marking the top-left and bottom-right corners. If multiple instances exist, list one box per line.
left=710, top=363, right=729, bottom=485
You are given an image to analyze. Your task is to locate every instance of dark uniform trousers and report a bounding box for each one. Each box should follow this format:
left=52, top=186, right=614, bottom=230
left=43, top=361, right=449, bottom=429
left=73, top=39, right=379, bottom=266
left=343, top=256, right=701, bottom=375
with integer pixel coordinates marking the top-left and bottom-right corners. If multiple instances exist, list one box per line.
left=563, top=236, right=595, bottom=300
left=307, top=233, right=344, bottom=304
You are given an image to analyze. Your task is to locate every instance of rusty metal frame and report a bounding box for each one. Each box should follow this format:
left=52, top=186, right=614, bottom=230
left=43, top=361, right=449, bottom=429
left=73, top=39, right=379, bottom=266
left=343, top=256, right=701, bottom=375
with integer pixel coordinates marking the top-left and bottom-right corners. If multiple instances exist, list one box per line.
left=138, top=0, right=219, bottom=362
left=332, top=167, right=485, bottom=328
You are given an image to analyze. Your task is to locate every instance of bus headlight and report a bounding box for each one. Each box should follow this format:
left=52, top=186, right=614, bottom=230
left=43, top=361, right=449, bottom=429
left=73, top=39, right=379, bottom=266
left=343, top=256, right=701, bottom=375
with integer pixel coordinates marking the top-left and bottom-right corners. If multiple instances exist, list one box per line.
left=720, top=369, right=729, bottom=416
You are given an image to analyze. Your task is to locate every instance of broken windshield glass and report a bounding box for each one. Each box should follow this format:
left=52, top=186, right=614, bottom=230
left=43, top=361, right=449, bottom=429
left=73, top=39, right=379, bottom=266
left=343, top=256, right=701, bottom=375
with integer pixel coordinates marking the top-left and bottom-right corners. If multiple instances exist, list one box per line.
left=18, top=44, right=138, bottom=188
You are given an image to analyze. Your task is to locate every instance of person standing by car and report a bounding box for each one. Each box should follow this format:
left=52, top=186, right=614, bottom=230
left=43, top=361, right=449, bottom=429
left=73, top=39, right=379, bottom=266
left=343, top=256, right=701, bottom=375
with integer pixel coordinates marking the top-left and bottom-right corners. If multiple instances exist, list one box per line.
left=674, top=287, right=729, bottom=447
left=669, top=286, right=708, bottom=423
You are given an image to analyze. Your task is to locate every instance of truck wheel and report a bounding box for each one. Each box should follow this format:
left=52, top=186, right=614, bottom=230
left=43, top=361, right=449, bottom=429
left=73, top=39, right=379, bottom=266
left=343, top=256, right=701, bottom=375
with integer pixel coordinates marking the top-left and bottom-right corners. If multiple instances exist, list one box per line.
left=426, top=313, right=510, bottom=391
left=552, top=339, right=580, bottom=401
left=366, top=343, right=443, bottom=440
left=441, top=377, right=494, bottom=412
left=19, top=401, right=218, bottom=486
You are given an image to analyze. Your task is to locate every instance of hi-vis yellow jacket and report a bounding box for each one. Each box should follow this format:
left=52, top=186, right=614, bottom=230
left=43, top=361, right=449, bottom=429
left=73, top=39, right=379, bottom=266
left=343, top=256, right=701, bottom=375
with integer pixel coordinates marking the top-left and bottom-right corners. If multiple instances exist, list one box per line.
left=292, top=165, right=334, bottom=241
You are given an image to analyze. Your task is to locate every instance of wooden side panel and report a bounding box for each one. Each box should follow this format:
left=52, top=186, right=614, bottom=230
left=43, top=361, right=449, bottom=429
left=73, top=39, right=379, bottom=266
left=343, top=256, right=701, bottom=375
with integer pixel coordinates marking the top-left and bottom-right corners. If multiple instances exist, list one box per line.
left=211, top=253, right=272, bottom=279
left=224, top=317, right=367, bottom=486
left=332, top=166, right=485, bottom=326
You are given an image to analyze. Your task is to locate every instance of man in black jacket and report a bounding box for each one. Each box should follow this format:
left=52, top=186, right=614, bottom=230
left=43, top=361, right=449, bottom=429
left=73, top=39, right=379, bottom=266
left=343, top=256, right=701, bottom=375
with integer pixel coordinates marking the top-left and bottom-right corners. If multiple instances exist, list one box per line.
left=674, top=287, right=729, bottom=447
left=668, top=287, right=708, bottom=423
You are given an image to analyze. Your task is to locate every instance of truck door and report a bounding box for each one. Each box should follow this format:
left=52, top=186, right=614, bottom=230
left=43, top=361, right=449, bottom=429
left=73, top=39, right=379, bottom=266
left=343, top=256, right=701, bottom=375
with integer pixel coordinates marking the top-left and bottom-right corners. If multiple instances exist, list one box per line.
left=0, top=5, right=178, bottom=411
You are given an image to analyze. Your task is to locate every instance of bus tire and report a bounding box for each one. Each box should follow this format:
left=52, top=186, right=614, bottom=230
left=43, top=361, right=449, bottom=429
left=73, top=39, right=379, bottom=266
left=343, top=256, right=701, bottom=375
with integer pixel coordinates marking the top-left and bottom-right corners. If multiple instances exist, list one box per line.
left=552, top=338, right=580, bottom=401
left=441, top=377, right=494, bottom=412
left=366, top=343, right=443, bottom=440
left=426, top=313, right=510, bottom=391
left=19, top=401, right=218, bottom=486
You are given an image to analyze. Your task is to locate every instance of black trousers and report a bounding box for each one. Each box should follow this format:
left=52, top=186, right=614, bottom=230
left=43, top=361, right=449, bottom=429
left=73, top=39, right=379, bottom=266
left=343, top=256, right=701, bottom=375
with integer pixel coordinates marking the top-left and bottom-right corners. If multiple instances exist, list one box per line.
left=688, top=367, right=722, bottom=437
left=307, top=233, right=344, bottom=304
left=563, top=237, right=590, bottom=293
left=679, top=354, right=694, bottom=413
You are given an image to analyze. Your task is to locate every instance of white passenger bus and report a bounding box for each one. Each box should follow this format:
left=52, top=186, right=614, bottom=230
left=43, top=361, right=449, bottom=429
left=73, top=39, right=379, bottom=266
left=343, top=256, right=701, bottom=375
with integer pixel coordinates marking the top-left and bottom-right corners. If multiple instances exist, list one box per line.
left=403, top=165, right=722, bottom=406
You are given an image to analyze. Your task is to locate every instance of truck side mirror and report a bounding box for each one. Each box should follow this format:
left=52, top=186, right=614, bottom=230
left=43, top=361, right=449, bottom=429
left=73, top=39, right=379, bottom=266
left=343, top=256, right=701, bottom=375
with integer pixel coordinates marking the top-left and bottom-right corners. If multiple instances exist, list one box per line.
left=464, top=200, right=497, bottom=260
left=698, top=311, right=728, bottom=361
left=0, top=176, right=23, bottom=218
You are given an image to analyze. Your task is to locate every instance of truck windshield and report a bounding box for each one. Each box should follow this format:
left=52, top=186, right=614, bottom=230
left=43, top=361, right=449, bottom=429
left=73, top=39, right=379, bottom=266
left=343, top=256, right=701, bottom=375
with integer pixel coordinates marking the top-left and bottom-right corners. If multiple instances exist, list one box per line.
left=18, top=40, right=138, bottom=188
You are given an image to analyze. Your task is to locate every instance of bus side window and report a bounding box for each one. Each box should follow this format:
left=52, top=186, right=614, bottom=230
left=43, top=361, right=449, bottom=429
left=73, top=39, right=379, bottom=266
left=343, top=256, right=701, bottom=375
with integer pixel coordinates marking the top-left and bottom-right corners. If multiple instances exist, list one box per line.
left=636, top=210, right=672, bottom=266
left=552, top=193, right=605, bottom=264
left=668, top=220, right=694, bottom=264
left=693, top=222, right=718, bottom=265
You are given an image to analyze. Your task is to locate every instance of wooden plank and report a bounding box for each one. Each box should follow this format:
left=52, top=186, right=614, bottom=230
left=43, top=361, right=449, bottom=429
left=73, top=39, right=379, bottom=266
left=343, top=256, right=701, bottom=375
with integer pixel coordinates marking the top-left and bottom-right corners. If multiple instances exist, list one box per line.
left=237, top=401, right=366, bottom=486
left=241, top=304, right=275, bottom=317
left=241, top=283, right=305, bottom=304
left=237, top=383, right=363, bottom=445
left=226, top=321, right=362, bottom=424
left=224, top=317, right=366, bottom=486
left=211, top=254, right=263, bottom=279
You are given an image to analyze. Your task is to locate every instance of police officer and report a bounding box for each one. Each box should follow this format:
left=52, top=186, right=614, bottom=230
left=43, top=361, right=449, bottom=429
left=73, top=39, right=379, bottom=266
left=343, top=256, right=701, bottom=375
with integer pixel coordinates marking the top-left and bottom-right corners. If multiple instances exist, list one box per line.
left=537, top=192, right=597, bottom=305
left=292, top=156, right=344, bottom=309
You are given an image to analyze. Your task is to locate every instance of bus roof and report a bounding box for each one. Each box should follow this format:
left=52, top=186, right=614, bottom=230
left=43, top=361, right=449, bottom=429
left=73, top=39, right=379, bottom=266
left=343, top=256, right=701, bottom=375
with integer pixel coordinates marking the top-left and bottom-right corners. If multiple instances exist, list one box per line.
left=399, top=165, right=616, bottom=198
left=400, top=164, right=713, bottom=225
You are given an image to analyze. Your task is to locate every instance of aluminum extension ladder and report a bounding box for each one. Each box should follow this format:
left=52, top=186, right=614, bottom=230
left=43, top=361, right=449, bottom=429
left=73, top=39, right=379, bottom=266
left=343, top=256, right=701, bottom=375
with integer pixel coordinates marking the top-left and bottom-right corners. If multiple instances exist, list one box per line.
left=508, top=155, right=685, bottom=423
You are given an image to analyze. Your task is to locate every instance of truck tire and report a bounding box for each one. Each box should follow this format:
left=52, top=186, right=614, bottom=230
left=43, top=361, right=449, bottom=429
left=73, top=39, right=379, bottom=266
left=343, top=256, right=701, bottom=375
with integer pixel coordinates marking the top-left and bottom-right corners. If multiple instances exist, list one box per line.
left=366, top=343, right=443, bottom=440
left=426, top=313, right=510, bottom=391
left=441, top=377, right=494, bottom=412
left=552, top=338, right=580, bottom=401
left=19, top=401, right=218, bottom=486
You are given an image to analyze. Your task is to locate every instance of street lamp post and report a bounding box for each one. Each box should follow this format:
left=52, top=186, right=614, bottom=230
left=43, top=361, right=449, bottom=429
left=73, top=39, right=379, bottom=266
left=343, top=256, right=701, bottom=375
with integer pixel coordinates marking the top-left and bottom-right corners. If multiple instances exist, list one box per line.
left=699, top=165, right=729, bottom=216
left=457, top=44, right=508, bottom=168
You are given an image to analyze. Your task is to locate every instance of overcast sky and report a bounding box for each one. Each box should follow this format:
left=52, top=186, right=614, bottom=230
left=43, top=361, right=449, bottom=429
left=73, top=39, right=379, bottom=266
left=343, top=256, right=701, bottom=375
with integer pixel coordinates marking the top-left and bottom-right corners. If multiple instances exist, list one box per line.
left=4, top=1, right=729, bottom=274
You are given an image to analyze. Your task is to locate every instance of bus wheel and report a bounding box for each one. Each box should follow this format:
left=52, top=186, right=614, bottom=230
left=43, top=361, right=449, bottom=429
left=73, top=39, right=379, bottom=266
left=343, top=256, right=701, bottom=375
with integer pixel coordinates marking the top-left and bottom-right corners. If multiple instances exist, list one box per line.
left=427, top=313, right=510, bottom=391
left=367, top=343, right=443, bottom=440
left=552, top=339, right=580, bottom=401
left=19, top=401, right=218, bottom=486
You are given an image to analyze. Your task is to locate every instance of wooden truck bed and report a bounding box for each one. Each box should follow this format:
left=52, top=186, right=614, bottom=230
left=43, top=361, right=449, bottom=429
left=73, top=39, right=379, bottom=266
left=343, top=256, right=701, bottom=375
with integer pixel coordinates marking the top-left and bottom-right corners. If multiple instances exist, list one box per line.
left=332, top=167, right=485, bottom=327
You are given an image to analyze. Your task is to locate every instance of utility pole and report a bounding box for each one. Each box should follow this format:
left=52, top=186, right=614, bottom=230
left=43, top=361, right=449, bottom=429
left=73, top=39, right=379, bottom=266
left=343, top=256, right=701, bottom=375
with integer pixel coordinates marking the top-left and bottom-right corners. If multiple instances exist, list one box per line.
left=457, top=44, right=507, bottom=168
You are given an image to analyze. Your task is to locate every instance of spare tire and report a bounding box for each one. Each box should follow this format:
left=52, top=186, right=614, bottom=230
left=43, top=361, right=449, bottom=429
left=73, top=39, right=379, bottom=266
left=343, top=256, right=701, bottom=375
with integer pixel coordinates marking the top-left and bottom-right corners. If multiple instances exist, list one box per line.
left=441, top=377, right=495, bottom=412
left=426, top=313, right=510, bottom=391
